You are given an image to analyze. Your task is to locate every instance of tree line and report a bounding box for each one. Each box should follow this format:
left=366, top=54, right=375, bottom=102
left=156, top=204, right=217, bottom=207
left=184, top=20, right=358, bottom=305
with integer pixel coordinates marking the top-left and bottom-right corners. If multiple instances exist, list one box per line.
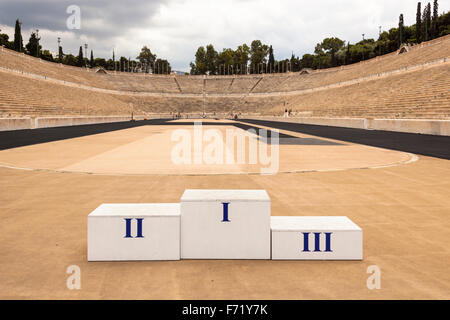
left=0, top=21, right=172, bottom=74
left=190, top=1, right=448, bottom=75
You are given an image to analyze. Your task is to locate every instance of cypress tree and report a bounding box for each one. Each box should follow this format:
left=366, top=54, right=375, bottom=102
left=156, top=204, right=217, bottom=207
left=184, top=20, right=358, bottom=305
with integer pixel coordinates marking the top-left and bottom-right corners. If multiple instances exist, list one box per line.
left=425, top=3, right=431, bottom=41
left=422, top=5, right=427, bottom=41
left=268, top=45, right=275, bottom=73
left=290, top=53, right=295, bottom=72
left=13, top=19, right=23, bottom=52
left=90, top=50, right=94, bottom=67
left=346, top=42, right=350, bottom=65
left=78, top=46, right=83, bottom=67
left=58, top=46, right=63, bottom=63
left=432, top=0, right=439, bottom=39
left=399, top=14, right=404, bottom=46
left=416, top=2, right=422, bottom=43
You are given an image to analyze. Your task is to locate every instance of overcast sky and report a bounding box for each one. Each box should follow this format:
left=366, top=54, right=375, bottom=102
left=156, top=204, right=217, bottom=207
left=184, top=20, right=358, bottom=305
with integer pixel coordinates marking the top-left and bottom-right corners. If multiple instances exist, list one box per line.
left=0, top=0, right=448, bottom=71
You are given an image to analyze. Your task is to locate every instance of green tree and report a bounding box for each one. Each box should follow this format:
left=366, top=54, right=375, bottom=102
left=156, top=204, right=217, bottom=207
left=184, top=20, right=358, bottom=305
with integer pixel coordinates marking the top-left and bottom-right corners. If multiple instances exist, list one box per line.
left=268, top=45, right=275, bottom=72
left=249, top=40, right=269, bottom=73
left=404, top=25, right=416, bottom=43
left=154, top=58, right=171, bottom=74
left=432, top=0, right=439, bottom=39
left=205, top=44, right=218, bottom=74
left=25, top=32, right=41, bottom=57
left=58, top=46, right=64, bottom=63
left=78, top=46, right=84, bottom=67
left=190, top=46, right=207, bottom=75
left=63, top=54, right=78, bottom=66
left=382, top=28, right=401, bottom=52
left=90, top=50, right=94, bottom=67
left=136, top=46, right=157, bottom=69
left=345, top=42, right=351, bottom=64
left=437, top=11, right=449, bottom=37
left=277, top=58, right=290, bottom=73
left=313, top=42, right=325, bottom=68
left=0, top=32, right=10, bottom=48
left=290, top=53, right=301, bottom=72
left=399, top=14, right=404, bottom=46
left=233, top=44, right=250, bottom=68
left=300, top=54, right=314, bottom=69
left=215, top=45, right=251, bottom=75
left=423, top=3, right=431, bottom=41
left=416, top=2, right=422, bottom=43
left=40, top=50, right=53, bottom=62
left=94, top=58, right=107, bottom=69
left=347, top=39, right=376, bottom=64
left=189, top=62, right=196, bottom=75
left=13, top=19, right=23, bottom=52
left=119, top=56, right=128, bottom=72
left=217, top=48, right=235, bottom=74
left=319, top=37, right=345, bottom=66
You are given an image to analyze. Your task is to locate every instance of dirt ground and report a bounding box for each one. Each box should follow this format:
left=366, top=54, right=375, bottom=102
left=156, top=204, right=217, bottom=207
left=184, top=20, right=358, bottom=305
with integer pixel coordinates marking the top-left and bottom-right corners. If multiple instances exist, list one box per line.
left=0, top=120, right=449, bottom=299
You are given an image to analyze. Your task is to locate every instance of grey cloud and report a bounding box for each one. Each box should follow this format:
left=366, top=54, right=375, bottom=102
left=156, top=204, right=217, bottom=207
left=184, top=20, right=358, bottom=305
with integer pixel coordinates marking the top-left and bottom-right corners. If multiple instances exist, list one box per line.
left=1, top=0, right=448, bottom=72
left=0, top=0, right=169, bottom=37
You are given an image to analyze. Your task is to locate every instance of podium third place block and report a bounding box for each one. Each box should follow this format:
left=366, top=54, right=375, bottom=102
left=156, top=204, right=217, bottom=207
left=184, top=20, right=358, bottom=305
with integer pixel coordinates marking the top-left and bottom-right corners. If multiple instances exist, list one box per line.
left=271, top=216, right=363, bottom=260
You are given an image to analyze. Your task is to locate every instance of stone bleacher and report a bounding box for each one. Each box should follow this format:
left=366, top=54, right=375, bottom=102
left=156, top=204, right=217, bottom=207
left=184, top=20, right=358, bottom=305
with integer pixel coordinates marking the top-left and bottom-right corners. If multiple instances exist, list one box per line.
left=176, top=77, right=203, bottom=94
left=0, top=34, right=449, bottom=119
left=278, top=63, right=450, bottom=119
left=0, top=71, right=133, bottom=117
left=205, top=78, right=233, bottom=94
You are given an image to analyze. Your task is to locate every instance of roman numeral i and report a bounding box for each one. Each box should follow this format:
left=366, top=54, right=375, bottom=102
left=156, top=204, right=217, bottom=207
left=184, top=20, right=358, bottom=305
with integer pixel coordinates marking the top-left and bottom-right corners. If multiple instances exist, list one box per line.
left=222, top=202, right=230, bottom=222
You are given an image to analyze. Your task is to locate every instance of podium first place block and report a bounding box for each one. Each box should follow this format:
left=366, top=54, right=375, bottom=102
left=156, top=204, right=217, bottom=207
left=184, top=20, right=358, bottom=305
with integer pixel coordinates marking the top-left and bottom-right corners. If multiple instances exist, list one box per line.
left=271, top=216, right=363, bottom=260
left=181, top=190, right=271, bottom=260
left=88, top=203, right=180, bottom=261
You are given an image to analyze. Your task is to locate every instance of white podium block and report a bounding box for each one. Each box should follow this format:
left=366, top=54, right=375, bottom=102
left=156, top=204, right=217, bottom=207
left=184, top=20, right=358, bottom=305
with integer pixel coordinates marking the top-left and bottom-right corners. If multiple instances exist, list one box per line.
left=180, top=190, right=271, bottom=259
left=88, top=204, right=180, bottom=261
left=271, top=216, right=363, bottom=260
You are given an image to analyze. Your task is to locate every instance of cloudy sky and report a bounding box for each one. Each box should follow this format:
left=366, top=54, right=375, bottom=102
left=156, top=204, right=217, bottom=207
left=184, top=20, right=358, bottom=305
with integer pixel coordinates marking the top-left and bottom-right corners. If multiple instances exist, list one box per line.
left=0, top=0, right=448, bottom=71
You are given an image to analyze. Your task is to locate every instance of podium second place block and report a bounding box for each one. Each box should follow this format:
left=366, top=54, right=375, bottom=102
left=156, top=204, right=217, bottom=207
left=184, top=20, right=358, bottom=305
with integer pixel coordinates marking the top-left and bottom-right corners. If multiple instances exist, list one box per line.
left=88, top=203, right=180, bottom=261
left=181, top=190, right=271, bottom=259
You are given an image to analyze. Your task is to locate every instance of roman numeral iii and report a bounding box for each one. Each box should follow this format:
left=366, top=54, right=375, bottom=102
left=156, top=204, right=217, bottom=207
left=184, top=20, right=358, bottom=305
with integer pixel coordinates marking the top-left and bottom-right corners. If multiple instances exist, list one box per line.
left=302, top=232, right=332, bottom=252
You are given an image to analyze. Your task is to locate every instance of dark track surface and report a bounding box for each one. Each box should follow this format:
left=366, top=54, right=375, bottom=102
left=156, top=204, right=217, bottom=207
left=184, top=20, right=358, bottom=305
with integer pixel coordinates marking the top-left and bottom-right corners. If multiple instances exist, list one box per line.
left=0, top=119, right=169, bottom=150
left=239, top=119, right=450, bottom=160
left=0, top=119, right=339, bottom=150
left=1, top=118, right=449, bottom=159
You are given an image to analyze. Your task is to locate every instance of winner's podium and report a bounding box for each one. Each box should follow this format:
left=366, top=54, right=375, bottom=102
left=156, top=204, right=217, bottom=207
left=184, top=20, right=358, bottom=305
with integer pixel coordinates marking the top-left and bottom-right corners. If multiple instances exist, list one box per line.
left=180, top=190, right=271, bottom=260
left=87, top=189, right=362, bottom=261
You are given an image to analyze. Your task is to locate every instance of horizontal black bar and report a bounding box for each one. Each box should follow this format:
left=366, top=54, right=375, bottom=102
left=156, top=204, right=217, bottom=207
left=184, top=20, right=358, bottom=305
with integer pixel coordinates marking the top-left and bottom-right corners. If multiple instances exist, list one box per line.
left=0, top=300, right=446, bottom=318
